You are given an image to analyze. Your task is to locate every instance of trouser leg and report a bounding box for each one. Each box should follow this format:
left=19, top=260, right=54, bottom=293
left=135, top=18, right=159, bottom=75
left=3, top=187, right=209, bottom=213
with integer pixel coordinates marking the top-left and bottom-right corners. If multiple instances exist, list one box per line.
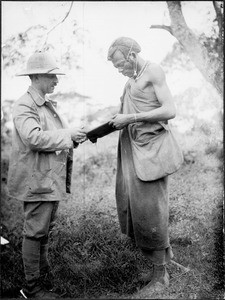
left=22, top=237, right=41, bottom=282
left=39, top=201, right=59, bottom=273
left=22, top=201, right=59, bottom=294
left=39, top=236, right=54, bottom=291
left=40, top=236, right=50, bottom=272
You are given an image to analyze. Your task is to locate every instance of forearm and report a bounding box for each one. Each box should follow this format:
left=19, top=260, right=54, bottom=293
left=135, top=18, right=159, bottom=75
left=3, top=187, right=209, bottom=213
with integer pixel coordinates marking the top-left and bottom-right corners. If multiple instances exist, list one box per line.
left=14, top=117, right=73, bottom=151
left=23, top=128, right=73, bottom=151
left=128, top=106, right=176, bottom=124
left=109, top=106, right=176, bottom=130
left=13, top=104, right=83, bottom=151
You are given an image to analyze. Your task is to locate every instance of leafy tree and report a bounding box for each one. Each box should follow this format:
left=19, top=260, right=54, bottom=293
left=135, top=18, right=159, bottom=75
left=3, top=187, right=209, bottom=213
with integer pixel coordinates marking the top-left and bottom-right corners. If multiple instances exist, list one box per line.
left=2, top=1, right=86, bottom=75
left=2, top=25, right=49, bottom=72
left=150, top=1, right=223, bottom=98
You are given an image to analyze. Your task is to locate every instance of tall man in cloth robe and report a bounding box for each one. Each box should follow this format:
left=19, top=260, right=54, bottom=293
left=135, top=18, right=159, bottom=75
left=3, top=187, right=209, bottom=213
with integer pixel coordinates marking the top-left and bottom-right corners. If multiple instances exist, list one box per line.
left=7, top=51, right=87, bottom=299
left=108, top=37, right=183, bottom=292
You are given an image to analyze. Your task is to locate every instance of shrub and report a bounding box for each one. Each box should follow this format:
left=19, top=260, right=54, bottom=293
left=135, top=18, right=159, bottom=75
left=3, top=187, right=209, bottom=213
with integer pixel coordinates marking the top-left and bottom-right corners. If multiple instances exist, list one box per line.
left=48, top=204, right=147, bottom=298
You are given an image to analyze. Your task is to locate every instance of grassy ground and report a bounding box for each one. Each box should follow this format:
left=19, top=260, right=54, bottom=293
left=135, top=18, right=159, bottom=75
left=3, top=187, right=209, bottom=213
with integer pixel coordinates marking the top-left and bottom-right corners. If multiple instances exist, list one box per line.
left=1, top=132, right=224, bottom=299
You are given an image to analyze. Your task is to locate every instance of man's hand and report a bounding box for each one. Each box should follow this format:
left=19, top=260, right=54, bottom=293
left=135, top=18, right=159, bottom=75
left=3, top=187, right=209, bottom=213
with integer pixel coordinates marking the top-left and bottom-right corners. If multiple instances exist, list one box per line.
left=109, top=114, right=134, bottom=130
left=69, top=127, right=87, bottom=143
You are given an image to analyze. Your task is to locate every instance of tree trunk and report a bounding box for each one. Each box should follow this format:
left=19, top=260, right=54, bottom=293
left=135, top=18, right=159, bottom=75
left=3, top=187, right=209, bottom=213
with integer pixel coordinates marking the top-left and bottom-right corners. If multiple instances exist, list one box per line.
left=151, top=1, right=223, bottom=98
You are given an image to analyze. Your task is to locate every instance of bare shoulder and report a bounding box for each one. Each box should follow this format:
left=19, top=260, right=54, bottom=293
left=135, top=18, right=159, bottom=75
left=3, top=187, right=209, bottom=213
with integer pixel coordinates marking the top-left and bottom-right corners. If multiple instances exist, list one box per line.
left=146, top=62, right=165, bottom=84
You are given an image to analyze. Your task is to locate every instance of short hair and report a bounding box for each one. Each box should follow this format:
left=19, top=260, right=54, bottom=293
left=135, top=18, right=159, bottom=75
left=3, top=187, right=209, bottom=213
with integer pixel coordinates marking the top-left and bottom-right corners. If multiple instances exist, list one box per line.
left=107, top=37, right=141, bottom=61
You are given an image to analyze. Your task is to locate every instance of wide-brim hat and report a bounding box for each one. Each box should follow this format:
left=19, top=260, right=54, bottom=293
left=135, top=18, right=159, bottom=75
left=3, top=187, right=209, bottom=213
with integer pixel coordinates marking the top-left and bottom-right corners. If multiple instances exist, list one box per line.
left=16, top=51, right=65, bottom=76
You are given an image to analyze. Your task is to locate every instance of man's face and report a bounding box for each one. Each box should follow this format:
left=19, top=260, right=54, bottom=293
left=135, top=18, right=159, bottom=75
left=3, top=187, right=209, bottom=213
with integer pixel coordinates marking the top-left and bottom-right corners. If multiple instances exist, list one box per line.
left=111, top=50, right=134, bottom=78
left=37, top=74, right=58, bottom=94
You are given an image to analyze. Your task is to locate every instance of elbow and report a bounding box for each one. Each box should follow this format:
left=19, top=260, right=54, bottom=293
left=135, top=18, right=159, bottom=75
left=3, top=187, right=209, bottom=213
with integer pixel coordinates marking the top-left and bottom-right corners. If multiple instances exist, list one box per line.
left=28, top=139, right=42, bottom=151
left=27, top=131, right=43, bottom=151
left=169, top=110, right=176, bottom=119
left=168, top=105, right=176, bottom=120
left=164, top=110, right=176, bottom=120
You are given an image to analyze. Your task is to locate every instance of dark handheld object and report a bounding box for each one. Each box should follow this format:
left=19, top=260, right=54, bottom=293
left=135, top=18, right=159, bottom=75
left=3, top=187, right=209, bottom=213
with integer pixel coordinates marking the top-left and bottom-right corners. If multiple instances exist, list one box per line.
left=87, top=122, right=117, bottom=143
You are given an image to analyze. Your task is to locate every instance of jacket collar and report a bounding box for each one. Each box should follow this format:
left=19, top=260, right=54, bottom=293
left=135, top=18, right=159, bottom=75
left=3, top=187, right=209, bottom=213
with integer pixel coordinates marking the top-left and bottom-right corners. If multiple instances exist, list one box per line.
left=27, top=86, right=58, bottom=108
left=27, top=86, right=45, bottom=106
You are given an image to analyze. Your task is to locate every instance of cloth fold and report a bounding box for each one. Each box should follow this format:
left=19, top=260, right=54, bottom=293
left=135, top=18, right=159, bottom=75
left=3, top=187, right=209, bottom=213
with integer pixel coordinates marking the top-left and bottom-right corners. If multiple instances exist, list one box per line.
left=115, top=67, right=181, bottom=257
left=121, top=75, right=183, bottom=181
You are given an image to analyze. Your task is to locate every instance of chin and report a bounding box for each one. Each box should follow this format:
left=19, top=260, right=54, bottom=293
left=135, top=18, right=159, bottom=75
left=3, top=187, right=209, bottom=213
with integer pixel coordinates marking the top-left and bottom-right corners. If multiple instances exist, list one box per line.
left=48, top=88, right=55, bottom=94
left=126, top=74, right=133, bottom=78
left=122, top=73, right=130, bottom=78
left=125, top=71, right=134, bottom=78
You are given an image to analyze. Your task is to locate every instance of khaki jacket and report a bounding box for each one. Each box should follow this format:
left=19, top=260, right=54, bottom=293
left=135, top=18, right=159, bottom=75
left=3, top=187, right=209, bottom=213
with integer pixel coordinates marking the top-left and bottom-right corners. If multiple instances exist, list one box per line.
left=7, top=86, right=76, bottom=201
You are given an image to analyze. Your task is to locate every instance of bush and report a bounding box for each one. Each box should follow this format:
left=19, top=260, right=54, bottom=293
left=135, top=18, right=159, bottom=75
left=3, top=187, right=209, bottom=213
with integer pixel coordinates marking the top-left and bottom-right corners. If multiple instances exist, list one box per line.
left=1, top=132, right=224, bottom=299
left=1, top=184, right=24, bottom=298
left=49, top=204, right=147, bottom=298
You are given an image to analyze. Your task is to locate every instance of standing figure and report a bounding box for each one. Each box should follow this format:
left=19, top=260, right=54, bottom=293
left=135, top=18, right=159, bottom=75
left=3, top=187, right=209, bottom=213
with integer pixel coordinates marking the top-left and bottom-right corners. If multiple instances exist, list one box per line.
left=7, top=51, right=86, bottom=299
left=108, top=37, right=183, bottom=292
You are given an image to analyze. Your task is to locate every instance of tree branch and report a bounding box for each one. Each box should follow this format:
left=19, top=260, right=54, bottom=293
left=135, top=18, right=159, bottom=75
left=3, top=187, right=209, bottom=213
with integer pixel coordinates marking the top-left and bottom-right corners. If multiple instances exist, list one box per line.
left=213, top=1, right=223, bottom=39
left=150, top=25, right=173, bottom=35
left=165, top=1, right=223, bottom=97
left=41, top=2, right=74, bottom=51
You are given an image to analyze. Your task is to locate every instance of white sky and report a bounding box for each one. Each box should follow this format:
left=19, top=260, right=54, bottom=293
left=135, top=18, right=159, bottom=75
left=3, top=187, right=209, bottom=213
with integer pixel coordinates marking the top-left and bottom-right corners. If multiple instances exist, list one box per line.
left=2, top=1, right=215, bottom=108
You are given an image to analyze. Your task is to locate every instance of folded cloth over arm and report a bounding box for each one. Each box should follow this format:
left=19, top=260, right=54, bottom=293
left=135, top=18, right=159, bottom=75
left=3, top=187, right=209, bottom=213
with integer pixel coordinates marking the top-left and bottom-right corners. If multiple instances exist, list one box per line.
left=87, top=122, right=117, bottom=143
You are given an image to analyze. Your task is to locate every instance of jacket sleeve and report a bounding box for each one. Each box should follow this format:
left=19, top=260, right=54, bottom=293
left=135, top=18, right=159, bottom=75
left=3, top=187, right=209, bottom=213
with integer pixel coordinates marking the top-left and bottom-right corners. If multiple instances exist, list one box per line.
left=13, top=101, right=73, bottom=152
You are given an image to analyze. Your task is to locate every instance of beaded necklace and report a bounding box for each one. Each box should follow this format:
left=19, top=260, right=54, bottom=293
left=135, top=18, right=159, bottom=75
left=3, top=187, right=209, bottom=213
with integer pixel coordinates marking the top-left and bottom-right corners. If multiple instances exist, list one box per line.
left=134, top=61, right=149, bottom=81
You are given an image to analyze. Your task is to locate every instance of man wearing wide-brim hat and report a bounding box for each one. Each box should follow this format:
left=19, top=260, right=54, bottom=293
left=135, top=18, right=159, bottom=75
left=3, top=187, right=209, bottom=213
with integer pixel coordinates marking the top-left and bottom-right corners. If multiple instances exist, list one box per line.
left=7, top=51, right=86, bottom=299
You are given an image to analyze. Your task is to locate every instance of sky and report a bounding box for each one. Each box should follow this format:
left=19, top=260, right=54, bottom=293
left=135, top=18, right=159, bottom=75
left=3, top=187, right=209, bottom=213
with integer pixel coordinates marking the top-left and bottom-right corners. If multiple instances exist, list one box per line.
left=2, top=1, right=216, bottom=109
left=2, top=2, right=174, bottom=57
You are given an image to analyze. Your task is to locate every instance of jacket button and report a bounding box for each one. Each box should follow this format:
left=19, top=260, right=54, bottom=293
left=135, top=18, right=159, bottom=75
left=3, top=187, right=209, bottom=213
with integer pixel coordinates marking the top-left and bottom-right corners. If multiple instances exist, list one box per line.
left=53, top=114, right=57, bottom=117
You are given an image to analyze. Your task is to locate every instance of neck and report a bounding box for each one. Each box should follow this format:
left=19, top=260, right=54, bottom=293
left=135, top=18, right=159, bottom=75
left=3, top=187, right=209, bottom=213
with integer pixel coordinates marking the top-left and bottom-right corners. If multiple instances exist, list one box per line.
left=136, top=57, right=146, bottom=75
left=31, top=83, right=46, bottom=99
left=132, top=56, right=146, bottom=79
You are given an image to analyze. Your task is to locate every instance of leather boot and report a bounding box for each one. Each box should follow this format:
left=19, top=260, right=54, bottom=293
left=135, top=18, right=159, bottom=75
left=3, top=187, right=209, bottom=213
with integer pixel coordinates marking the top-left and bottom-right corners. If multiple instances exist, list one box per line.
left=20, top=277, right=60, bottom=299
left=22, top=238, right=40, bottom=282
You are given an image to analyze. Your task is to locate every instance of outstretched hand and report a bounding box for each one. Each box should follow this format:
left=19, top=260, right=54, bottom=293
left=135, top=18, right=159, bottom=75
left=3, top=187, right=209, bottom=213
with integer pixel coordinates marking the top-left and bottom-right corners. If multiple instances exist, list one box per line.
left=109, top=114, right=132, bottom=130
left=70, top=127, right=87, bottom=143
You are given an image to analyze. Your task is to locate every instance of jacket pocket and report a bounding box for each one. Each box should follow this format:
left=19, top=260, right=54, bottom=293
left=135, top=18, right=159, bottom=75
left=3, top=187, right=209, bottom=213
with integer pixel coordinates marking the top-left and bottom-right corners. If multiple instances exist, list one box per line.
left=29, top=169, right=54, bottom=194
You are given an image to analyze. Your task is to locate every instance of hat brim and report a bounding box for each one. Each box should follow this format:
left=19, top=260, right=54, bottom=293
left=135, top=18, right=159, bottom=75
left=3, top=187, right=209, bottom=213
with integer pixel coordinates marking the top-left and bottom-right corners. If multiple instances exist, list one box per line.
left=16, top=68, right=65, bottom=76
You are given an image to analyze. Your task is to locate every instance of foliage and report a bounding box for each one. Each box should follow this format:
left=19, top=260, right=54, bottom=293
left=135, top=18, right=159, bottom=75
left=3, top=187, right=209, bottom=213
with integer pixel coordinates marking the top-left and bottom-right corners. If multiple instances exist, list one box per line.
left=48, top=207, right=145, bottom=298
left=2, top=19, right=86, bottom=75
left=162, top=29, right=222, bottom=73
left=163, top=1, right=223, bottom=97
left=161, top=42, right=195, bottom=72
left=1, top=130, right=224, bottom=299
left=2, top=25, right=48, bottom=72
left=161, top=2, right=222, bottom=73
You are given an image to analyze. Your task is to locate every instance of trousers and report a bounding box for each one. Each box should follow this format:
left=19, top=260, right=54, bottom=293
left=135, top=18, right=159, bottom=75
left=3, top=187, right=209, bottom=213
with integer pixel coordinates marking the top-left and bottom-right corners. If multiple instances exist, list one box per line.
left=22, top=201, right=59, bottom=281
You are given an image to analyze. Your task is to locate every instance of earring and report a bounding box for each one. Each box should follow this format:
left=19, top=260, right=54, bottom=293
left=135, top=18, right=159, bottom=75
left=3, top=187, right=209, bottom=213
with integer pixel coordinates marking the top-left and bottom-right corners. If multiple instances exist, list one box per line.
left=133, top=59, right=138, bottom=79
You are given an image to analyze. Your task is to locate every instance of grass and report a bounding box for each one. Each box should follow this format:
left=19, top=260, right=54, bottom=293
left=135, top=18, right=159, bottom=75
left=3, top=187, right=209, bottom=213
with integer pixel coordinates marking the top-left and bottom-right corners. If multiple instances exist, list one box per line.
left=1, top=132, right=224, bottom=299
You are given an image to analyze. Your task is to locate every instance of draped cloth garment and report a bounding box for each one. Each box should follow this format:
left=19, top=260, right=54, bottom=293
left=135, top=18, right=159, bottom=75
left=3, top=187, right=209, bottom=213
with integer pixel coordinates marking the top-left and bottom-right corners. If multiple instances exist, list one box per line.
left=116, top=68, right=177, bottom=257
